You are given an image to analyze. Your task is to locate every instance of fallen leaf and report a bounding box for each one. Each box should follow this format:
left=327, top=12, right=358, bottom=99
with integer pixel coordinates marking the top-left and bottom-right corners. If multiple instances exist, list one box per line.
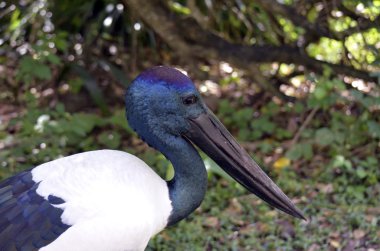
left=255, top=222, right=270, bottom=235
left=330, top=231, right=340, bottom=238
left=342, top=240, right=355, bottom=251
left=265, top=210, right=278, bottom=218
left=307, top=244, right=320, bottom=251
left=330, top=240, right=341, bottom=248
left=273, top=157, right=291, bottom=171
left=239, top=224, right=256, bottom=235
left=160, top=231, right=172, bottom=241
left=203, top=216, right=219, bottom=228
left=230, top=217, right=244, bottom=226
left=317, top=183, right=334, bottom=194
left=365, top=214, right=375, bottom=222
left=225, top=198, right=243, bottom=215
left=277, top=219, right=295, bottom=239
left=367, top=207, right=380, bottom=214
left=353, top=229, right=365, bottom=239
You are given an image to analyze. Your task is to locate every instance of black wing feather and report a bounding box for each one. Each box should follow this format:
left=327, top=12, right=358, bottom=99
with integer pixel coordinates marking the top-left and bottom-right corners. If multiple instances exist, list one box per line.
left=0, top=170, right=71, bottom=250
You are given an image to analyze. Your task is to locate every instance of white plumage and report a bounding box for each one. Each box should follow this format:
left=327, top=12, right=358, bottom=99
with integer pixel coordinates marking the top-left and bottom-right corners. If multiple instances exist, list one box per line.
left=31, top=150, right=172, bottom=251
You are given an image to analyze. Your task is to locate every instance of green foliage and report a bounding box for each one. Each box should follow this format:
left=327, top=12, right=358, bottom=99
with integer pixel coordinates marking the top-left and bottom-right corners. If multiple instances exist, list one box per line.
left=17, top=56, right=52, bottom=83
left=286, top=143, right=313, bottom=160
left=71, top=65, right=110, bottom=114
left=217, top=100, right=291, bottom=142
left=0, top=104, right=133, bottom=177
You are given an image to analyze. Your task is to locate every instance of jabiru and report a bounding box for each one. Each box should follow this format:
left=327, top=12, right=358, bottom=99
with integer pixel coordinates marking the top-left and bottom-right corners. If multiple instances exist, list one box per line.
left=0, top=66, right=305, bottom=251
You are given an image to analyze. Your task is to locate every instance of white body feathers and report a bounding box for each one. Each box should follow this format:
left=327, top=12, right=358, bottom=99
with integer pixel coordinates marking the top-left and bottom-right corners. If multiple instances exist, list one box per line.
left=31, top=150, right=172, bottom=251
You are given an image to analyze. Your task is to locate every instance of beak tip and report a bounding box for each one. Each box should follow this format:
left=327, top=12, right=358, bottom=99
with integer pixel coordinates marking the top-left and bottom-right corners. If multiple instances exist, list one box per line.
left=300, top=214, right=308, bottom=222
left=296, top=213, right=307, bottom=221
left=289, top=206, right=307, bottom=221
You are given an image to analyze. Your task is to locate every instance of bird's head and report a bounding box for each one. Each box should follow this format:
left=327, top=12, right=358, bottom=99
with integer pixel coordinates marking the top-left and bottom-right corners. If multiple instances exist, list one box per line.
left=125, top=66, right=206, bottom=146
left=126, top=66, right=305, bottom=220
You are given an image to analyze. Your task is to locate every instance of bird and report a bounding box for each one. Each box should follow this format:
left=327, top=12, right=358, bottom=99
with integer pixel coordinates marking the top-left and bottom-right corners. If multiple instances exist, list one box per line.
left=0, top=66, right=305, bottom=251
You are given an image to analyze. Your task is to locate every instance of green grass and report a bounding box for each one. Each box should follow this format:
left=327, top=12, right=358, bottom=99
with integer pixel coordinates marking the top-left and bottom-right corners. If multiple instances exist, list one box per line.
left=147, top=172, right=380, bottom=250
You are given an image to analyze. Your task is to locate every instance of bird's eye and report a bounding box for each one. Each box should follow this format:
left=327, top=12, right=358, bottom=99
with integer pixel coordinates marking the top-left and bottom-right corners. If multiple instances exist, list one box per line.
left=182, top=95, right=198, bottom=106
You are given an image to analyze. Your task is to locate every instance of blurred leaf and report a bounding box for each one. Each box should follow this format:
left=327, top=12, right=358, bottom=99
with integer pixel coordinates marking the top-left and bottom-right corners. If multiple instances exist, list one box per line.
left=19, top=56, right=34, bottom=72
left=99, top=60, right=130, bottom=88
left=107, top=109, right=133, bottom=134
left=314, top=86, right=327, bottom=100
left=315, top=128, right=334, bottom=146
left=54, top=32, right=69, bottom=52
left=273, top=157, right=291, bottom=171
left=170, top=2, right=191, bottom=15
left=33, top=64, right=52, bottom=80
left=355, top=167, right=367, bottom=179
left=17, top=56, right=52, bottom=82
left=286, top=143, right=313, bottom=160
left=9, top=8, right=21, bottom=31
left=73, top=113, right=103, bottom=127
left=165, top=165, right=174, bottom=180
left=98, top=131, right=121, bottom=149
left=71, top=64, right=109, bottom=115
left=367, top=121, right=380, bottom=138
left=46, top=54, right=62, bottom=65
left=68, top=77, right=84, bottom=94
left=332, top=155, right=352, bottom=170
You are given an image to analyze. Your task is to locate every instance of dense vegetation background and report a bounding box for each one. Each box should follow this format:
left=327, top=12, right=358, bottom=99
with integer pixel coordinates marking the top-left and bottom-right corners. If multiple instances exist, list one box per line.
left=0, top=0, right=379, bottom=250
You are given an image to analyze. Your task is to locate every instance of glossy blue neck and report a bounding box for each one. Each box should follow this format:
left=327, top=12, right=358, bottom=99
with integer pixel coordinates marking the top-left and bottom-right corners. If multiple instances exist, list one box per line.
left=164, top=137, right=207, bottom=226
left=125, top=93, right=208, bottom=226
left=128, top=121, right=208, bottom=225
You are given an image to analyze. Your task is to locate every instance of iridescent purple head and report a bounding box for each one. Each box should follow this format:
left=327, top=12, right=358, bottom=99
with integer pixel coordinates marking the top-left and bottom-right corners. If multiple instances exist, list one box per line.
left=134, top=66, right=194, bottom=90
left=125, top=66, right=204, bottom=143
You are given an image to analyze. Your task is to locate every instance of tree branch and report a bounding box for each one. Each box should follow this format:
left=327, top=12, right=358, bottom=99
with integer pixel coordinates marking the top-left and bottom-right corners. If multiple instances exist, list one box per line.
left=255, top=0, right=379, bottom=41
left=124, top=0, right=376, bottom=83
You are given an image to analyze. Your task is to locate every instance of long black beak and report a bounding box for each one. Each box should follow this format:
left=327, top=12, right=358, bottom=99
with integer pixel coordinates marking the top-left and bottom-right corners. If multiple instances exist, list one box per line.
left=183, top=110, right=305, bottom=220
